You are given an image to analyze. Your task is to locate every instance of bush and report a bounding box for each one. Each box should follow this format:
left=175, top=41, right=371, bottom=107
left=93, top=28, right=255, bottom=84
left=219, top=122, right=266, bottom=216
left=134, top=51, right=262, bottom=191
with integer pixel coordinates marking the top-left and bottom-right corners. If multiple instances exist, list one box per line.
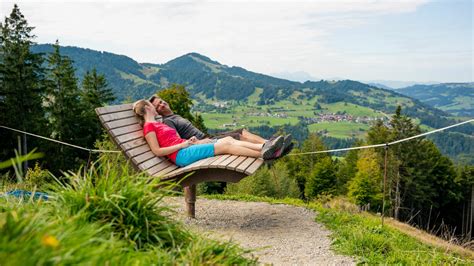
left=225, top=161, right=300, bottom=199
left=25, top=162, right=53, bottom=188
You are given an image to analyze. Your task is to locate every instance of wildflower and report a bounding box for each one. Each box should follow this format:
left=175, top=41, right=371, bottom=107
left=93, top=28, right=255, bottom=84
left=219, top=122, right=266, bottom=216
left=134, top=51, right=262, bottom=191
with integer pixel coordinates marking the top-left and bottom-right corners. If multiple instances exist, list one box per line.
left=41, top=235, right=59, bottom=248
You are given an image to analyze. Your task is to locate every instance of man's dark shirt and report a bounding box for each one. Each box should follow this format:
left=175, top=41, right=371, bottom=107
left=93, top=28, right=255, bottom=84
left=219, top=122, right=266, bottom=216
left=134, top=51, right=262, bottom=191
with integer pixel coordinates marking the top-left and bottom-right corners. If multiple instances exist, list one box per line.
left=162, top=114, right=206, bottom=140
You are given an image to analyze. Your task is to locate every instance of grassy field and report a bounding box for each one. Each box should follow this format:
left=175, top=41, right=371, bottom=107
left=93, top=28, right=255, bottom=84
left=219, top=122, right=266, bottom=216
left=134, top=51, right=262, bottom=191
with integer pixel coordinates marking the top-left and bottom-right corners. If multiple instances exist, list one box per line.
left=308, top=121, right=370, bottom=139
left=198, top=94, right=384, bottom=139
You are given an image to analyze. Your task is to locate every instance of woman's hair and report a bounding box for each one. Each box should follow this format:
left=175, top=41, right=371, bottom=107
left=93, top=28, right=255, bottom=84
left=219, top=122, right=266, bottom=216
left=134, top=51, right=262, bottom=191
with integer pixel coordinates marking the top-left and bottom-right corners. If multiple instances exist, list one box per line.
left=132, top=99, right=148, bottom=126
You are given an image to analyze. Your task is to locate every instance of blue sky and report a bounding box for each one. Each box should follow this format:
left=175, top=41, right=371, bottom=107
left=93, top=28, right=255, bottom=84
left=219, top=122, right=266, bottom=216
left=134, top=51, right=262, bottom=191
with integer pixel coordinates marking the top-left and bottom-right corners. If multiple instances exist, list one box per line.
left=1, top=0, right=472, bottom=83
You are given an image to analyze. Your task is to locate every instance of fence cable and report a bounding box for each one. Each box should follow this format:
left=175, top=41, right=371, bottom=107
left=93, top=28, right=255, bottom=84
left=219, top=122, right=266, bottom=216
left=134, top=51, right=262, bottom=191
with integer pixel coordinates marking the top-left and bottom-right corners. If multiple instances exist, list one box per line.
left=0, top=125, right=121, bottom=153
left=1, top=118, right=473, bottom=156
left=288, top=119, right=474, bottom=156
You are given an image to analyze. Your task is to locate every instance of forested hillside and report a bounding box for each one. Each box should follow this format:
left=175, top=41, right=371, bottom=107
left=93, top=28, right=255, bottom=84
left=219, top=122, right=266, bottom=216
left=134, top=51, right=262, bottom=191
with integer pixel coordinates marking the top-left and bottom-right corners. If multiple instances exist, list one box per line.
left=30, top=44, right=473, bottom=163
left=397, top=83, right=474, bottom=117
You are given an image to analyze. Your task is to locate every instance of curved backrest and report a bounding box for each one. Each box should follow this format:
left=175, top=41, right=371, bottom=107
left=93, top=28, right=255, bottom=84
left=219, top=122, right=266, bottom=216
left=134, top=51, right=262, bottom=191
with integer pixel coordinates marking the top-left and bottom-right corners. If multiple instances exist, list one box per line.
left=95, top=104, right=179, bottom=177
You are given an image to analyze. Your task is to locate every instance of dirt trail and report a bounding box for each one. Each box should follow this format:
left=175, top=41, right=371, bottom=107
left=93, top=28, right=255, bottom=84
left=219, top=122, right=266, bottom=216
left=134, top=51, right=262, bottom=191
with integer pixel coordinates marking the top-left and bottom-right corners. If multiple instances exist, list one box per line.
left=165, top=197, right=355, bottom=265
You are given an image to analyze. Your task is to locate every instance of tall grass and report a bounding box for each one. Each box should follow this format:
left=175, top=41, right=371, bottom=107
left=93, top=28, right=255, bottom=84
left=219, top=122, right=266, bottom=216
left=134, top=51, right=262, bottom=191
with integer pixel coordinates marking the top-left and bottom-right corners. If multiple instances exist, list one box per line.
left=0, top=155, right=256, bottom=264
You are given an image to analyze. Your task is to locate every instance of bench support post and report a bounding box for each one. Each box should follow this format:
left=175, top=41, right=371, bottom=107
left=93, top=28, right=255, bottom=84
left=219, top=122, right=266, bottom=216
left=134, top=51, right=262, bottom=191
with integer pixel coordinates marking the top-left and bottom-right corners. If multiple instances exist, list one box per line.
left=184, top=184, right=196, bottom=218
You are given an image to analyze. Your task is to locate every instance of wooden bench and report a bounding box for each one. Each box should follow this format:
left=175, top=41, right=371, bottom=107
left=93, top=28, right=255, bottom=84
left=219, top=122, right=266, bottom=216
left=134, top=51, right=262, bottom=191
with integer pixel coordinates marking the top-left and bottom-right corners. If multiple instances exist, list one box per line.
left=96, top=103, right=264, bottom=218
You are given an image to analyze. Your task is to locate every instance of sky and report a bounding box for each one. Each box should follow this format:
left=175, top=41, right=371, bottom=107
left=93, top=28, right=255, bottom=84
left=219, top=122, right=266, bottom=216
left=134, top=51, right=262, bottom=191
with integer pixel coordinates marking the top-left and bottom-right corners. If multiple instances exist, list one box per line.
left=1, top=0, right=472, bottom=83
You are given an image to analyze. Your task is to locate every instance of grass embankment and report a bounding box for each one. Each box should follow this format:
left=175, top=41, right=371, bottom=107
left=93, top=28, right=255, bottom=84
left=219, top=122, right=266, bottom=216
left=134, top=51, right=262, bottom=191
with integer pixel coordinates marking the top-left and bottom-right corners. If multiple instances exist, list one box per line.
left=0, top=162, right=255, bottom=265
left=205, top=194, right=473, bottom=264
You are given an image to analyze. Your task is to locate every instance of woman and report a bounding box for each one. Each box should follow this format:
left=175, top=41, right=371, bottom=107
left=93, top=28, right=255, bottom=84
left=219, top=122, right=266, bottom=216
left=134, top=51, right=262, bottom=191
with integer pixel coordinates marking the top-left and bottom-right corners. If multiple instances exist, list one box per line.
left=133, top=100, right=284, bottom=167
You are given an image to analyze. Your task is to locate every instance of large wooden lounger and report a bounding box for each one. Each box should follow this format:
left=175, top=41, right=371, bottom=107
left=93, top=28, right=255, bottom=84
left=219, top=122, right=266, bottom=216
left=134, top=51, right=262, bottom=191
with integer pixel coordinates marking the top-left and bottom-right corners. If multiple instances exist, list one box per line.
left=96, top=104, right=264, bottom=218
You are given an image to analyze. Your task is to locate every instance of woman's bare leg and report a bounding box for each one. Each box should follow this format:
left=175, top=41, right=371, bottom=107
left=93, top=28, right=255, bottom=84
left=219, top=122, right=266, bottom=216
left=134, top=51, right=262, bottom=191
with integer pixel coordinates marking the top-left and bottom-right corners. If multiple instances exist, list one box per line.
left=217, top=136, right=262, bottom=151
left=214, top=142, right=261, bottom=157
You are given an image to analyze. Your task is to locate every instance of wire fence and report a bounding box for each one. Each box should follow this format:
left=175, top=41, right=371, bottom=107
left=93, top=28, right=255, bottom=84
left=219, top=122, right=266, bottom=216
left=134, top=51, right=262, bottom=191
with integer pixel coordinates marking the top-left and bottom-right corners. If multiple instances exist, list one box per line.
left=1, top=118, right=473, bottom=156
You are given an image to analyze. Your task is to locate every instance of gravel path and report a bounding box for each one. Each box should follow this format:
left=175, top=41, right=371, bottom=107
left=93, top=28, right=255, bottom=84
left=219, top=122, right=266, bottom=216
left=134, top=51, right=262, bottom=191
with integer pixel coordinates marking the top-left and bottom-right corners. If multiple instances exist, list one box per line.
left=165, top=197, right=355, bottom=265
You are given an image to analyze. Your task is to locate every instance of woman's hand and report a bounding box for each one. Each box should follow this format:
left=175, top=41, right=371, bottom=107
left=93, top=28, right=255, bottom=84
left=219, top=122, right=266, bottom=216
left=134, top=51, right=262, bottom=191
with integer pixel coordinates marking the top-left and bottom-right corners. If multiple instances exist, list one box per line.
left=181, top=139, right=193, bottom=148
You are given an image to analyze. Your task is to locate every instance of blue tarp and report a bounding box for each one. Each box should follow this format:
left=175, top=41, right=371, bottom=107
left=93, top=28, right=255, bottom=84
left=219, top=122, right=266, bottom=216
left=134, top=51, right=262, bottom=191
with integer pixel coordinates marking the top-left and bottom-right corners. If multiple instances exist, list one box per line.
left=2, top=189, right=49, bottom=200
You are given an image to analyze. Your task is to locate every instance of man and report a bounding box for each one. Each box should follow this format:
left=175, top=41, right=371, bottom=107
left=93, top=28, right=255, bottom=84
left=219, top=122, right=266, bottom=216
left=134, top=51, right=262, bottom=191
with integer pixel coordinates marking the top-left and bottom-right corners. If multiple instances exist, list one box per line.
left=149, top=95, right=294, bottom=157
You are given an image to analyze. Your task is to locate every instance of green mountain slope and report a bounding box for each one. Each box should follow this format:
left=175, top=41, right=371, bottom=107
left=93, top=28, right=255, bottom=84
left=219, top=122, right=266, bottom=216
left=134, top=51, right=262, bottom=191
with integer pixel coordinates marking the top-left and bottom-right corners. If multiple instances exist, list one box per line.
left=30, top=44, right=473, bottom=163
left=396, top=83, right=474, bottom=117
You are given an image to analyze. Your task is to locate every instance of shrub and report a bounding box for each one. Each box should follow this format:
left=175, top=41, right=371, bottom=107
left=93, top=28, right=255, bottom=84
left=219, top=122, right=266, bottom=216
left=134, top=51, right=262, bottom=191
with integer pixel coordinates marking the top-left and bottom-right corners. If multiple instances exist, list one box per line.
left=225, top=161, right=300, bottom=199
left=25, top=162, right=53, bottom=188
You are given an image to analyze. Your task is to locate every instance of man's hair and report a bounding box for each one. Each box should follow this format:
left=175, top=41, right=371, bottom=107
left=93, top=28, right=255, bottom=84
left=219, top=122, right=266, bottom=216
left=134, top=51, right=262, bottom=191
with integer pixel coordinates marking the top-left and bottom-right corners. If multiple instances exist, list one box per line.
left=148, top=95, right=158, bottom=103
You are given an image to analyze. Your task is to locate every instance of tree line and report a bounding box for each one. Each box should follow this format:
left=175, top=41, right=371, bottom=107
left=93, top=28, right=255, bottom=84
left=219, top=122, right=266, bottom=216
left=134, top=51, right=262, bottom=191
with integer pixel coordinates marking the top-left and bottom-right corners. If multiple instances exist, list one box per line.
left=0, top=5, right=114, bottom=174
left=226, top=106, right=473, bottom=241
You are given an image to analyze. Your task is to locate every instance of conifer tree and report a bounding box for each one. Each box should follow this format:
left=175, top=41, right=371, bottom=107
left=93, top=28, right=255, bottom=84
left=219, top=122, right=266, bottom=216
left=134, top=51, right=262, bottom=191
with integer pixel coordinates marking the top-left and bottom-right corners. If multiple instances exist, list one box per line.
left=44, top=41, right=85, bottom=170
left=0, top=4, right=47, bottom=169
left=82, top=68, right=114, bottom=107
left=80, top=68, right=115, bottom=147
left=286, top=133, right=329, bottom=198
left=304, top=156, right=337, bottom=199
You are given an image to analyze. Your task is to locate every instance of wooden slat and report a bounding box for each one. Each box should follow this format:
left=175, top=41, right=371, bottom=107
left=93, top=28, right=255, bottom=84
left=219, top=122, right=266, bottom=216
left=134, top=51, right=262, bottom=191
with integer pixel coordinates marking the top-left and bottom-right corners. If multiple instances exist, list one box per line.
left=105, top=117, right=139, bottom=130
left=138, top=157, right=164, bottom=171
left=163, top=156, right=211, bottom=178
left=217, top=155, right=239, bottom=169
left=153, top=164, right=179, bottom=177
left=110, top=124, right=142, bottom=137
left=210, top=155, right=230, bottom=166
left=116, top=130, right=142, bottom=144
left=244, top=158, right=264, bottom=175
left=126, top=144, right=150, bottom=158
left=120, top=138, right=147, bottom=151
left=226, top=156, right=247, bottom=170
left=131, top=151, right=155, bottom=165
left=235, top=157, right=257, bottom=173
left=101, top=110, right=135, bottom=122
left=165, top=156, right=221, bottom=179
left=96, top=104, right=133, bottom=115
left=147, top=160, right=174, bottom=176
left=196, top=156, right=223, bottom=169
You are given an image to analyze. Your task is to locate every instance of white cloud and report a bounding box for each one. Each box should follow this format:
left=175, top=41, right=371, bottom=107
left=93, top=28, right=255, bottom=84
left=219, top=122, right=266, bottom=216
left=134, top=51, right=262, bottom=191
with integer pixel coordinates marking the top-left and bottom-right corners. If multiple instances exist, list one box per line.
left=2, top=0, right=469, bottom=82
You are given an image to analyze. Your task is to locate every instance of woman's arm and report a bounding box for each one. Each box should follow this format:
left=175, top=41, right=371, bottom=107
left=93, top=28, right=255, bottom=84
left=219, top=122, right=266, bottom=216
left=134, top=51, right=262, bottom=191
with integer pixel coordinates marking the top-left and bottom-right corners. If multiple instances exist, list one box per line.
left=145, top=131, right=189, bottom=157
left=188, top=136, right=213, bottom=144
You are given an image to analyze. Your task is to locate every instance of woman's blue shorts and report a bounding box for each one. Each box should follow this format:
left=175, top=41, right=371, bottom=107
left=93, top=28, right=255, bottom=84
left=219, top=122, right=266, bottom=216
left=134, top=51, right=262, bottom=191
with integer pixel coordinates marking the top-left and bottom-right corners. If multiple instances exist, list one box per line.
left=175, top=143, right=215, bottom=167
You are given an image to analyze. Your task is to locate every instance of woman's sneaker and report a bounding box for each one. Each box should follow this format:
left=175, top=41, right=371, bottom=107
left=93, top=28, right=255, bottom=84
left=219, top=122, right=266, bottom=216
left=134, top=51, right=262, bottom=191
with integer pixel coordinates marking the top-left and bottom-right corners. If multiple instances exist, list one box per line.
left=261, top=136, right=284, bottom=160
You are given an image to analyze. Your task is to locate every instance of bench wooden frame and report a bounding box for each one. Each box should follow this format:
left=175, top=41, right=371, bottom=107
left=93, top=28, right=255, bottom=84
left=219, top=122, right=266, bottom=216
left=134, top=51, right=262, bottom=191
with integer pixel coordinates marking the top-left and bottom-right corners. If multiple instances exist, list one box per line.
left=96, top=103, right=264, bottom=218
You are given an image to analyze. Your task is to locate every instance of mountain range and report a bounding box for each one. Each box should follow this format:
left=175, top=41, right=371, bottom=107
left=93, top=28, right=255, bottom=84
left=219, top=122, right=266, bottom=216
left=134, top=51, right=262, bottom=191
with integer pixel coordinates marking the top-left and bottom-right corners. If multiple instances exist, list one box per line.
left=30, top=44, right=473, bottom=163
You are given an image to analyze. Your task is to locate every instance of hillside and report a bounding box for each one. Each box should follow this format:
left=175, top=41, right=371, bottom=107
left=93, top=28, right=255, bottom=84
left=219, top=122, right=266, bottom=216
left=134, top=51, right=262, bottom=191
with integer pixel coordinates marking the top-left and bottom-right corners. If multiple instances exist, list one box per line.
left=396, top=83, right=474, bottom=117
left=30, top=44, right=473, bottom=163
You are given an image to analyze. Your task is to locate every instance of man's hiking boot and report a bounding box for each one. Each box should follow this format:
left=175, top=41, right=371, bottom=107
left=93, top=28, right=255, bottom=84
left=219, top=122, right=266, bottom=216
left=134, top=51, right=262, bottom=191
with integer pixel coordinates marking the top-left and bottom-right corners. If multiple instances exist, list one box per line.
left=273, top=134, right=293, bottom=158
left=262, top=135, right=284, bottom=160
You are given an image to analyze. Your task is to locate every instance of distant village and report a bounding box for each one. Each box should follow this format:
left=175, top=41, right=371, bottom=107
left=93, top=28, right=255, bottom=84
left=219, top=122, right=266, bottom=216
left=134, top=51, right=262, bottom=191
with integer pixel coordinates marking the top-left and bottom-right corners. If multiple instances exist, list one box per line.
left=299, top=113, right=386, bottom=124
left=210, top=101, right=387, bottom=128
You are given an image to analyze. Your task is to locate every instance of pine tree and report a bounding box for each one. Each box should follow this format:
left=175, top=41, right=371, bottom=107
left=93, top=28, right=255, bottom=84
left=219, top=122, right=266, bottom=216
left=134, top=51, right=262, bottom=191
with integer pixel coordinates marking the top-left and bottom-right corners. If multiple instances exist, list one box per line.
left=0, top=4, right=47, bottom=170
left=81, top=68, right=115, bottom=147
left=304, top=156, right=337, bottom=199
left=286, top=133, right=329, bottom=198
left=82, top=68, right=114, bottom=107
left=44, top=41, right=85, bottom=171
